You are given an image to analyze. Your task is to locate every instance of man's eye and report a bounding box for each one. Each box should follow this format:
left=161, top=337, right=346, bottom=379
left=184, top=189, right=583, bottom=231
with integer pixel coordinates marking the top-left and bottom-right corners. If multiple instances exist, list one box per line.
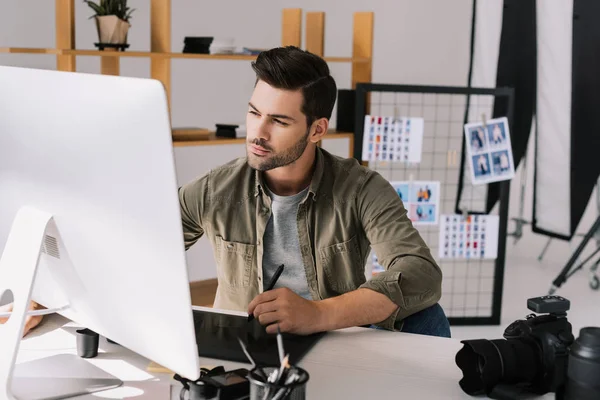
left=248, top=110, right=259, bottom=116
left=273, top=119, right=288, bottom=126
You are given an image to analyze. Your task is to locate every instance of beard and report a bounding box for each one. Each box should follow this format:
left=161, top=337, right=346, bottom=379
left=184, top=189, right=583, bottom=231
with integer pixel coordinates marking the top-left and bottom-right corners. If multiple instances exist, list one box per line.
left=247, top=129, right=310, bottom=171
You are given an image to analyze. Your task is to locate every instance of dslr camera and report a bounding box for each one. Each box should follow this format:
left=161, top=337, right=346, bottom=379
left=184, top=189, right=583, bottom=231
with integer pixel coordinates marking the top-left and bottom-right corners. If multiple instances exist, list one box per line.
left=455, top=295, right=600, bottom=400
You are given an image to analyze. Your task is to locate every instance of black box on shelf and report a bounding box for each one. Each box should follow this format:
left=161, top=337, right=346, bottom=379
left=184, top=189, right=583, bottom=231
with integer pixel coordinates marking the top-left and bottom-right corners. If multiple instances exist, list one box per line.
left=182, top=37, right=214, bottom=54
left=215, top=124, right=239, bottom=138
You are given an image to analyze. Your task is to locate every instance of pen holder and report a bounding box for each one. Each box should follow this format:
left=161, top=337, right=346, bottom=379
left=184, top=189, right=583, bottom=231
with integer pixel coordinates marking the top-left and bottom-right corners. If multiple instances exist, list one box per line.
left=248, top=366, right=309, bottom=400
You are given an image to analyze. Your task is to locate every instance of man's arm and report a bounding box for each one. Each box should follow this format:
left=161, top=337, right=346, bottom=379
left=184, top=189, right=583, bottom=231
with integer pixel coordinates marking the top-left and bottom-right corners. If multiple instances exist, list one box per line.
left=356, top=171, right=443, bottom=330
left=178, top=175, right=209, bottom=249
left=315, top=288, right=397, bottom=331
left=249, top=170, right=441, bottom=335
left=248, top=287, right=397, bottom=335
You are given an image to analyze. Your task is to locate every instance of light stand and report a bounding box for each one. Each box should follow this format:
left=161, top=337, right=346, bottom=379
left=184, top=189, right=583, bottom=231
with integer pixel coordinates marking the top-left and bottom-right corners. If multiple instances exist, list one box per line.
left=549, top=215, right=600, bottom=295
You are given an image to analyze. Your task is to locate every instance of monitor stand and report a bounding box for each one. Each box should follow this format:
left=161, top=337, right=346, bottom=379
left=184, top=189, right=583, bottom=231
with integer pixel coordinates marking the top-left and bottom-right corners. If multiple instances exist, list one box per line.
left=12, top=354, right=122, bottom=400
left=0, top=207, right=122, bottom=399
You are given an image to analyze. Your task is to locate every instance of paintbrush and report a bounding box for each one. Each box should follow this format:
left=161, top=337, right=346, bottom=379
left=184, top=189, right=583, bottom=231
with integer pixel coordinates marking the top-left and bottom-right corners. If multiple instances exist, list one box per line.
left=237, top=336, right=267, bottom=381
left=276, top=324, right=286, bottom=365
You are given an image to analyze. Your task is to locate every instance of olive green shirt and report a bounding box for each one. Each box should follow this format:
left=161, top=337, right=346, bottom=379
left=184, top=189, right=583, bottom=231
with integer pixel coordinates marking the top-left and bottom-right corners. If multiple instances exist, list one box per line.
left=178, top=147, right=442, bottom=330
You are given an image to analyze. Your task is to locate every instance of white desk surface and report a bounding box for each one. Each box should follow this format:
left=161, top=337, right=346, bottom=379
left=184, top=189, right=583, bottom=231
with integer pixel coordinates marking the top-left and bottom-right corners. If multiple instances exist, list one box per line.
left=15, top=314, right=553, bottom=400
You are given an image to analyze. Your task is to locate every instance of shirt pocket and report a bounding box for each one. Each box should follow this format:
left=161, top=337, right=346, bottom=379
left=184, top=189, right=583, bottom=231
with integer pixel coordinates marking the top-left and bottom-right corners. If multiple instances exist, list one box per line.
left=318, top=235, right=365, bottom=295
left=215, top=236, right=255, bottom=288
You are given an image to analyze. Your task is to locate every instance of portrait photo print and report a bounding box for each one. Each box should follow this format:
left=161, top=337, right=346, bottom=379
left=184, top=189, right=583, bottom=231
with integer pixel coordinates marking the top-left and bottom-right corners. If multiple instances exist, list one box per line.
left=410, top=203, right=436, bottom=224
left=410, top=183, right=437, bottom=203
left=390, top=180, right=440, bottom=225
left=487, top=120, right=507, bottom=148
left=472, top=154, right=492, bottom=179
left=394, top=183, right=409, bottom=202
left=491, top=150, right=512, bottom=176
left=469, top=126, right=488, bottom=153
left=464, top=116, right=515, bottom=185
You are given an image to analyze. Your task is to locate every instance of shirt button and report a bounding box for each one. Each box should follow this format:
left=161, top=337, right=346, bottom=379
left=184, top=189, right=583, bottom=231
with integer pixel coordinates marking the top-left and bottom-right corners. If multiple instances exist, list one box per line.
left=258, top=276, right=262, bottom=282
left=257, top=240, right=261, bottom=245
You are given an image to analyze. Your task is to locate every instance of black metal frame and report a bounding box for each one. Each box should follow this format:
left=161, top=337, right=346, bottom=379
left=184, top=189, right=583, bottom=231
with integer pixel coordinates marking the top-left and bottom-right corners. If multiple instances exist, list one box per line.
left=354, top=83, right=515, bottom=326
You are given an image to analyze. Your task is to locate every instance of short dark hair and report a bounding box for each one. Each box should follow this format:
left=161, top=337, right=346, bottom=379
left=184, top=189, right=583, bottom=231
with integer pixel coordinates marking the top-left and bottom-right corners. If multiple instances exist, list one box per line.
left=251, top=46, right=337, bottom=128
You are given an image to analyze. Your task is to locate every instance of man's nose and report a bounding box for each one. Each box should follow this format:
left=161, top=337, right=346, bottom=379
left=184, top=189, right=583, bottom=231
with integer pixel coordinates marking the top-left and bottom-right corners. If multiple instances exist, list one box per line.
left=255, top=119, right=270, bottom=141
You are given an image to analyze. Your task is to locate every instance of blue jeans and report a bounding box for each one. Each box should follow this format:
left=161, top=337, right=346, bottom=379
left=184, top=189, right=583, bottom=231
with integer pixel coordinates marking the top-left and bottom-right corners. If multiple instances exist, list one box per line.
left=370, top=303, right=451, bottom=338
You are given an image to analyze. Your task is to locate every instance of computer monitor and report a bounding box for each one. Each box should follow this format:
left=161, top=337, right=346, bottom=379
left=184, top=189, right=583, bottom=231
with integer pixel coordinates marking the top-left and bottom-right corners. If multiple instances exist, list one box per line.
left=0, top=66, right=200, bottom=397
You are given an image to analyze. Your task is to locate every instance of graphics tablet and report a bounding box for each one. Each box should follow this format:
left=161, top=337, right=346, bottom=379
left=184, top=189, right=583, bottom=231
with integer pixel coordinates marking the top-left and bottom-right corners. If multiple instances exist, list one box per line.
left=192, top=307, right=325, bottom=366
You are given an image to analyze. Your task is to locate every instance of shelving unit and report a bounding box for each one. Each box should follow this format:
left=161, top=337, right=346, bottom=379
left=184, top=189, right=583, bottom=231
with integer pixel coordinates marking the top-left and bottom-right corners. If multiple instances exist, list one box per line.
left=0, top=1, right=373, bottom=148
left=173, top=131, right=354, bottom=151
left=0, top=48, right=369, bottom=63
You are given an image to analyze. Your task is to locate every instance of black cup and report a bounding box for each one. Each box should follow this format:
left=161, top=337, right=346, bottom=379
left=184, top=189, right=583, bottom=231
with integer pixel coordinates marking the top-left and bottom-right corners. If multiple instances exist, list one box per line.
left=76, top=328, right=99, bottom=358
left=248, top=366, right=309, bottom=400
left=189, top=381, right=217, bottom=400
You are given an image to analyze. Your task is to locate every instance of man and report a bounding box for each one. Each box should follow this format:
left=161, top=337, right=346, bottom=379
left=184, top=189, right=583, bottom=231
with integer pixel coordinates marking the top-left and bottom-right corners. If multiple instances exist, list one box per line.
left=1, top=46, right=449, bottom=338
left=179, top=46, right=449, bottom=337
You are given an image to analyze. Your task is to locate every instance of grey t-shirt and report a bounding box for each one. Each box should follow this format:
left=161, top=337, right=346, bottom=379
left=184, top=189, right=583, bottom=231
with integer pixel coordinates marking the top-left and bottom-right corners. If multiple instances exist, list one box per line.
left=262, top=185, right=312, bottom=300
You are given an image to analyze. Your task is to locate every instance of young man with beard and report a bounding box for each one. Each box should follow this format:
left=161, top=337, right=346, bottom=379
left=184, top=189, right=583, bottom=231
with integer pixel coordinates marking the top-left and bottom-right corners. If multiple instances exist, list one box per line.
left=179, top=46, right=449, bottom=337
left=1, top=46, right=450, bottom=338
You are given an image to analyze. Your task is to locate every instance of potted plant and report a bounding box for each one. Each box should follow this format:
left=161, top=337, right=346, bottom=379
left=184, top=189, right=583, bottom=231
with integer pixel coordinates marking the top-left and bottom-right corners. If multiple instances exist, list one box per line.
left=84, top=0, right=135, bottom=50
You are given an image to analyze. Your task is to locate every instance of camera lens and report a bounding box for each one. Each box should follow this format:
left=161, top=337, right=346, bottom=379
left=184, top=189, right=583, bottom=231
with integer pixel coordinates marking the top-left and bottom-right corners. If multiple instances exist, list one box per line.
left=561, top=327, right=600, bottom=400
left=455, top=338, right=539, bottom=395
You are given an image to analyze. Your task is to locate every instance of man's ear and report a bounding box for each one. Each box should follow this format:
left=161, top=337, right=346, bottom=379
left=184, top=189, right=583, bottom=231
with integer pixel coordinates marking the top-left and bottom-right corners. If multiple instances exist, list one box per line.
left=309, top=118, right=329, bottom=143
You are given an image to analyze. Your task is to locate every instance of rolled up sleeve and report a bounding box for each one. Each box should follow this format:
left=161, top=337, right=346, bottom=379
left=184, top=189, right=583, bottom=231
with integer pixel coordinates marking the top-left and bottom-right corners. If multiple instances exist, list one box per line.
left=357, top=171, right=442, bottom=330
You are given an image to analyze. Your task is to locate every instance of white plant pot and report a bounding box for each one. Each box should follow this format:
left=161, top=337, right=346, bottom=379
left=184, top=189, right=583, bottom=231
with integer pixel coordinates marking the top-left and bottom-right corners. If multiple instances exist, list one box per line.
left=95, top=15, right=130, bottom=46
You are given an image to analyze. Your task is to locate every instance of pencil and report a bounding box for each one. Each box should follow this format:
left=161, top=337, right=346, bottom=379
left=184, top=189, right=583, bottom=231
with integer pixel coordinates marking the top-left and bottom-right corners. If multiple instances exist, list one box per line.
left=248, top=264, right=285, bottom=322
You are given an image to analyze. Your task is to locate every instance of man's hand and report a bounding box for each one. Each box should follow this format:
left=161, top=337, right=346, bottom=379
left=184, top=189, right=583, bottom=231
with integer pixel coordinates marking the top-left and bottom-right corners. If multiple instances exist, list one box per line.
left=248, top=288, right=325, bottom=335
left=0, top=301, right=44, bottom=337
left=248, top=287, right=399, bottom=335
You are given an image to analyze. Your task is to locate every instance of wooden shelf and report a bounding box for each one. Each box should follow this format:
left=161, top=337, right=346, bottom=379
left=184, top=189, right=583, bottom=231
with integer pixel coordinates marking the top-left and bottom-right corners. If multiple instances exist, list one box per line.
left=64, top=49, right=154, bottom=58
left=64, top=50, right=262, bottom=60
left=173, top=134, right=245, bottom=147
left=172, top=131, right=354, bottom=147
left=0, top=47, right=60, bottom=55
left=1, top=47, right=368, bottom=63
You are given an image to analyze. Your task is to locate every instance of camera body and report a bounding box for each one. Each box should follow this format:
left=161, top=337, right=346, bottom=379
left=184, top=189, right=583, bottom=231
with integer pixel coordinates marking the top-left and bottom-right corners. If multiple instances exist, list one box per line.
left=501, top=296, right=574, bottom=393
left=456, top=295, right=600, bottom=399
left=455, top=295, right=575, bottom=397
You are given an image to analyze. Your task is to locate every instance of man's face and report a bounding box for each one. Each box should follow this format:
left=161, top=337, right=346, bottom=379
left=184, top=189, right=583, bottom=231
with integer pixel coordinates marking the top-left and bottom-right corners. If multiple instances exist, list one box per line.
left=245, top=80, right=311, bottom=171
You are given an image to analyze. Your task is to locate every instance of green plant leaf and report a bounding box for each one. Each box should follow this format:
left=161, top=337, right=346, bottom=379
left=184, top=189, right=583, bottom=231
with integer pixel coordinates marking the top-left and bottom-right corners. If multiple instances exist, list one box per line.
left=85, top=0, right=133, bottom=20
left=126, top=8, right=135, bottom=21
left=85, top=1, right=105, bottom=16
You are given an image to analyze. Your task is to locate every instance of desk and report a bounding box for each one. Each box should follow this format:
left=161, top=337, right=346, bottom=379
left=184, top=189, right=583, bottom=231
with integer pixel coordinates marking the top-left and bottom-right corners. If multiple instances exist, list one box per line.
left=15, top=315, right=552, bottom=399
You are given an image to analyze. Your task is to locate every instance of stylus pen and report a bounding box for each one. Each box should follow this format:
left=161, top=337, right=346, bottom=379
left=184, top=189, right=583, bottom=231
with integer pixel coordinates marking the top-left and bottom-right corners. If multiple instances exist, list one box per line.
left=248, top=263, right=285, bottom=322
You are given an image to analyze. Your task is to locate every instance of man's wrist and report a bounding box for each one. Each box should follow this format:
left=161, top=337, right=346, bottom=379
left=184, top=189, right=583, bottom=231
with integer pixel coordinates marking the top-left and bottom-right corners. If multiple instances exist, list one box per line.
left=314, top=299, right=336, bottom=332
